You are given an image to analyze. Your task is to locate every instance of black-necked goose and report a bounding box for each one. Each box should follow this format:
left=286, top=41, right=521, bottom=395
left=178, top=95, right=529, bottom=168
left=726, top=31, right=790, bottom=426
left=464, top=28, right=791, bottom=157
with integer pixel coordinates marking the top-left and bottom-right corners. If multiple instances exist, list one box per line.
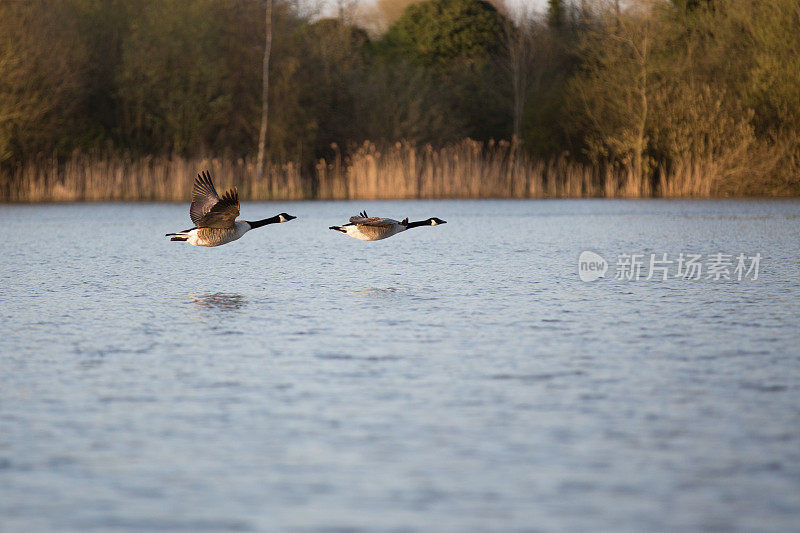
left=166, top=171, right=296, bottom=247
left=329, top=210, right=446, bottom=241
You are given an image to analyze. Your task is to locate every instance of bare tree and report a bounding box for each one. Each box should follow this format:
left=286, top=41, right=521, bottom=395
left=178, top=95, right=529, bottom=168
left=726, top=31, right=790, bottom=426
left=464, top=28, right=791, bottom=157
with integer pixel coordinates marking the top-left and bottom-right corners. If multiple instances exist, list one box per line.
left=501, top=3, right=540, bottom=141
left=570, top=1, right=658, bottom=183
left=335, top=0, right=359, bottom=25
left=256, top=0, right=273, bottom=180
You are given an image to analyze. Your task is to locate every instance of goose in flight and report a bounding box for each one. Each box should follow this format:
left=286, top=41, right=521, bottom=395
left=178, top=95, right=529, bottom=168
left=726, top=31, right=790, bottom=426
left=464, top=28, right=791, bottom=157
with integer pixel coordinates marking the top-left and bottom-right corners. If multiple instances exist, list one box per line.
left=329, top=210, right=446, bottom=241
left=166, top=171, right=296, bottom=247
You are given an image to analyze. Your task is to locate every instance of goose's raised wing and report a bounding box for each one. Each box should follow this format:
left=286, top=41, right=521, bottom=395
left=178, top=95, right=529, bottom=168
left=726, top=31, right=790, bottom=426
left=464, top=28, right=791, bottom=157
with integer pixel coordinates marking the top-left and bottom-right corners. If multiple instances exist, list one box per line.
left=190, top=171, right=240, bottom=229
left=348, top=210, right=369, bottom=224
left=190, top=171, right=220, bottom=225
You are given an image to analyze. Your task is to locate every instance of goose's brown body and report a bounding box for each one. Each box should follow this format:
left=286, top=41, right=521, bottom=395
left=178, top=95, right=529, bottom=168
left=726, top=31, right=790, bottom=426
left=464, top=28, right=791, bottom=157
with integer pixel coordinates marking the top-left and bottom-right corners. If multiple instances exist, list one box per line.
left=188, top=223, right=251, bottom=247
left=329, top=211, right=446, bottom=241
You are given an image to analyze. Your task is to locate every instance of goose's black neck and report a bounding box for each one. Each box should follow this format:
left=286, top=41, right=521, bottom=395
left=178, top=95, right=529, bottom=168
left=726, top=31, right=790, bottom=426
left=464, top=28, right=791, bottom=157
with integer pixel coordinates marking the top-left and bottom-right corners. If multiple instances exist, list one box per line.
left=406, top=219, right=431, bottom=229
left=247, top=215, right=280, bottom=229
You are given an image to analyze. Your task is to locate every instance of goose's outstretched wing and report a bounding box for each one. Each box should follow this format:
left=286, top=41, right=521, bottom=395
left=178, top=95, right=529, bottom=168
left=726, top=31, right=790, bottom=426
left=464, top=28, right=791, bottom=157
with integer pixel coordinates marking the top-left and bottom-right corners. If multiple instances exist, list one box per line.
left=190, top=171, right=240, bottom=229
left=349, top=217, right=398, bottom=227
left=348, top=210, right=397, bottom=227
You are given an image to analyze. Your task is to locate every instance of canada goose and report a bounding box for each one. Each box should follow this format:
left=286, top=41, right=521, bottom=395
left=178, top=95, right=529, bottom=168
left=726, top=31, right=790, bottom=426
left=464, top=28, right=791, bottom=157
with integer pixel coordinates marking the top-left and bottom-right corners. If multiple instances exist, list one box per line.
left=329, top=210, right=446, bottom=241
left=166, top=171, right=296, bottom=247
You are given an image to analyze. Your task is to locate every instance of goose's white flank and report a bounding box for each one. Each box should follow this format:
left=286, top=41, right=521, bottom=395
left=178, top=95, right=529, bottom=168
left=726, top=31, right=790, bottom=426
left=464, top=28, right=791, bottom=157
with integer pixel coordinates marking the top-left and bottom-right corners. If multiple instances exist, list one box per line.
left=166, top=171, right=296, bottom=247
left=329, top=210, right=446, bottom=241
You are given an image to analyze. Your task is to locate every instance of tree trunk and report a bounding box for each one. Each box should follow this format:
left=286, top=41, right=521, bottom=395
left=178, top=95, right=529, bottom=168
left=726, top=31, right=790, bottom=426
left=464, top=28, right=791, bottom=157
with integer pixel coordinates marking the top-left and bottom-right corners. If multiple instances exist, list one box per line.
left=634, top=33, right=648, bottom=185
left=510, top=31, right=524, bottom=140
left=504, top=16, right=534, bottom=142
left=256, top=0, right=273, bottom=181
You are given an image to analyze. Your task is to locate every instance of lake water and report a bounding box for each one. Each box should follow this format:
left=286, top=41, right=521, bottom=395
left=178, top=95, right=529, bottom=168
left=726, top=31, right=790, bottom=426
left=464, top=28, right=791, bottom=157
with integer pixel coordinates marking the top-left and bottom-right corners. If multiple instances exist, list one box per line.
left=1, top=199, right=799, bottom=532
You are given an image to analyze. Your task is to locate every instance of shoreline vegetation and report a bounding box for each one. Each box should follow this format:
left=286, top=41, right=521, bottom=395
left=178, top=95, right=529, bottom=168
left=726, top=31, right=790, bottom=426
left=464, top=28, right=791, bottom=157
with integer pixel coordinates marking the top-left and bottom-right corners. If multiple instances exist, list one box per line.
left=4, top=139, right=796, bottom=203
left=2, top=0, right=799, bottom=201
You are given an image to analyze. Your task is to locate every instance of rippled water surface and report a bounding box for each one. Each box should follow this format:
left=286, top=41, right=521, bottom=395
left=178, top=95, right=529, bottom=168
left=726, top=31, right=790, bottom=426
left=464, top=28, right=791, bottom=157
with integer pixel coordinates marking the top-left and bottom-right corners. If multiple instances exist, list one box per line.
left=2, top=200, right=800, bottom=532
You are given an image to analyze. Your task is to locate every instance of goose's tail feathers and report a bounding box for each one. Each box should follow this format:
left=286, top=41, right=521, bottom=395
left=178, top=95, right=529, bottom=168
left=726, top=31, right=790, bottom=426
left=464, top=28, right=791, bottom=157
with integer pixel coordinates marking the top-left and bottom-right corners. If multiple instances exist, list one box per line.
left=166, top=231, right=190, bottom=242
left=329, top=226, right=346, bottom=233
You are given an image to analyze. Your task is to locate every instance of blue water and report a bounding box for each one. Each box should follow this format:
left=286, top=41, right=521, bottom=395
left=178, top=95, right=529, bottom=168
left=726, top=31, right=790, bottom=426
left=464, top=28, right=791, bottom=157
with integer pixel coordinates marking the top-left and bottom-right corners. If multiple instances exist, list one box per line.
left=1, top=200, right=799, bottom=532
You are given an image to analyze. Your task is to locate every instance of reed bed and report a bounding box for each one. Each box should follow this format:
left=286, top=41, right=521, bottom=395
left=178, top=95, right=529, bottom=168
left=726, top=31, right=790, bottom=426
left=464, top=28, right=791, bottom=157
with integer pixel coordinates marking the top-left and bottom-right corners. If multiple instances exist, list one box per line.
left=4, top=153, right=306, bottom=202
left=0, top=140, right=764, bottom=202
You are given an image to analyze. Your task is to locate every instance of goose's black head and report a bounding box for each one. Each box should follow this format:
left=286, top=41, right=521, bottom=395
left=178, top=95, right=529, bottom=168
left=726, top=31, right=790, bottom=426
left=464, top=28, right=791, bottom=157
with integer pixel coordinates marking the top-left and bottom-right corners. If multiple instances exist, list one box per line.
left=406, top=216, right=446, bottom=229
left=247, top=213, right=297, bottom=229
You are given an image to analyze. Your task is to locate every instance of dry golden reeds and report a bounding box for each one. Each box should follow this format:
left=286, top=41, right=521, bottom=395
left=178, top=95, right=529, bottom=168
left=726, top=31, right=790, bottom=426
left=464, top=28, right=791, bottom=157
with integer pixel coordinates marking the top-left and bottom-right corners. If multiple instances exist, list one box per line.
left=3, top=152, right=305, bottom=203
left=1, top=139, right=786, bottom=202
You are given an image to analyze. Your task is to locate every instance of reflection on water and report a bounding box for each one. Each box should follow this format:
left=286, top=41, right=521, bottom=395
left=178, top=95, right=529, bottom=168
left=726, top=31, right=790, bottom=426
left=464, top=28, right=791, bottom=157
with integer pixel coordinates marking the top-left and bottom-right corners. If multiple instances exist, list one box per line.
left=189, top=292, right=246, bottom=311
left=349, top=286, right=401, bottom=299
